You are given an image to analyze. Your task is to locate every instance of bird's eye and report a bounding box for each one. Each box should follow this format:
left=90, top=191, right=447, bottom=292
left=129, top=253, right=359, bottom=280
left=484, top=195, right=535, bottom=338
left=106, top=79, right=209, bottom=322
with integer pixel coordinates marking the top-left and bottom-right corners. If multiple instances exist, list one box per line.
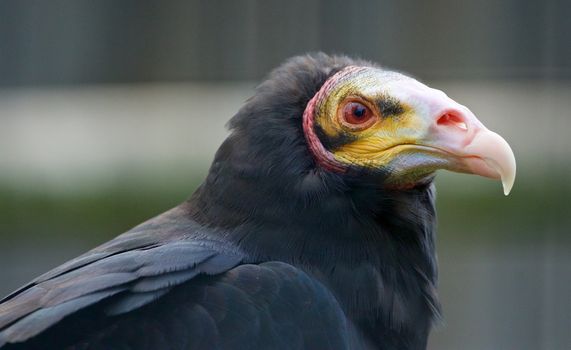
left=341, top=101, right=375, bottom=128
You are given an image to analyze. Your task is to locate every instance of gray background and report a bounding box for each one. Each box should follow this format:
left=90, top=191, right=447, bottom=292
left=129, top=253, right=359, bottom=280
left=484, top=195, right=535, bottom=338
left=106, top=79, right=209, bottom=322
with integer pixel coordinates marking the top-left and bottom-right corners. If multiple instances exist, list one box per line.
left=0, top=1, right=570, bottom=349
left=1, top=0, right=569, bottom=85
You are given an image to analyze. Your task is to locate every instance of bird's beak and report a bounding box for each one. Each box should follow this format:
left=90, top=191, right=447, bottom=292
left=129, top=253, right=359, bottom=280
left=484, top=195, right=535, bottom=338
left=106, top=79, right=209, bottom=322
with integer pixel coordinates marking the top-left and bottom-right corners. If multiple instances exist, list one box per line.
left=387, top=79, right=516, bottom=195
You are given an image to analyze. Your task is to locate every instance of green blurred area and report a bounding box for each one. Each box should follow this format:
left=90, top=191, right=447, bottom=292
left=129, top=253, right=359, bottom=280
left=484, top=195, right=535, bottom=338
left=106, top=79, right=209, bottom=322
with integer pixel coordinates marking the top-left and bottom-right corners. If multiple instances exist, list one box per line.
left=0, top=168, right=204, bottom=245
left=3, top=165, right=570, bottom=350
left=1, top=166, right=568, bottom=246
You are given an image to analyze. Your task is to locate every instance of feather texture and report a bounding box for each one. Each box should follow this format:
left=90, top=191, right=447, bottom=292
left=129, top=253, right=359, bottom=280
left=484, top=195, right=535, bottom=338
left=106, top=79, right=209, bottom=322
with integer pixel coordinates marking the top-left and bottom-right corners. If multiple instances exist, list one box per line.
left=0, top=229, right=243, bottom=347
left=0, top=53, right=441, bottom=350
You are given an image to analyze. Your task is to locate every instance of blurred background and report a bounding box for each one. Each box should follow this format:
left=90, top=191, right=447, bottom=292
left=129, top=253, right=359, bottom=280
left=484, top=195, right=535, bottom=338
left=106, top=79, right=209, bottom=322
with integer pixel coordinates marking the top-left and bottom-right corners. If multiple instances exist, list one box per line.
left=0, top=1, right=570, bottom=349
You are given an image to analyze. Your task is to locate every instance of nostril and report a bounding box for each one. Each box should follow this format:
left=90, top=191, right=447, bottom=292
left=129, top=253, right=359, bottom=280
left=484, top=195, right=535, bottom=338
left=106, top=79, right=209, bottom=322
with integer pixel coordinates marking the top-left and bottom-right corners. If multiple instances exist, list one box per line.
left=437, top=112, right=468, bottom=131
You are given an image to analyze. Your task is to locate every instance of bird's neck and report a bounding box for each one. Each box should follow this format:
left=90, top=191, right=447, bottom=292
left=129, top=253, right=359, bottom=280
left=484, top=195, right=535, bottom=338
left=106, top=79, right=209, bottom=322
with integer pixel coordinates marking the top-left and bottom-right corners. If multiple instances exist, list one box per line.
left=188, top=141, right=440, bottom=348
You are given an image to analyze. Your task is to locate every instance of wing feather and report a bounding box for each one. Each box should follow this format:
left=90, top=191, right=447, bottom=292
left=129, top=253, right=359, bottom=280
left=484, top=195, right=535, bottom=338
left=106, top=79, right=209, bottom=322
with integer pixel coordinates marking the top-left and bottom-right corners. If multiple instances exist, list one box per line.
left=0, top=238, right=243, bottom=346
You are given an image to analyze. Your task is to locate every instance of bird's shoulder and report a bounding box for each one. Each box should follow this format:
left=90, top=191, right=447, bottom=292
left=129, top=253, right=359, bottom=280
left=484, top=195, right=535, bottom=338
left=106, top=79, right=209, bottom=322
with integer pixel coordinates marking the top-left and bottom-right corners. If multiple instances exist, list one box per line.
left=0, top=205, right=243, bottom=347
left=53, top=262, right=357, bottom=350
left=0, top=205, right=360, bottom=349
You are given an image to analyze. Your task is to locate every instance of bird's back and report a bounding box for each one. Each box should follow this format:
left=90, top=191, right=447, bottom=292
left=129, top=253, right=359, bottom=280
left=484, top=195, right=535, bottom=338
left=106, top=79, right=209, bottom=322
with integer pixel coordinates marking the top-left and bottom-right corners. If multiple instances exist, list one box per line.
left=0, top=204, right=370, bottom=350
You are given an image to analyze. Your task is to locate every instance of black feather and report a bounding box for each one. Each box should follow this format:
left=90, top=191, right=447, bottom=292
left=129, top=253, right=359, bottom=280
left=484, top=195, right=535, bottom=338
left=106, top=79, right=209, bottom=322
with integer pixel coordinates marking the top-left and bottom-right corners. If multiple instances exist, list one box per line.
left=0, top=53, right=440, bottom=350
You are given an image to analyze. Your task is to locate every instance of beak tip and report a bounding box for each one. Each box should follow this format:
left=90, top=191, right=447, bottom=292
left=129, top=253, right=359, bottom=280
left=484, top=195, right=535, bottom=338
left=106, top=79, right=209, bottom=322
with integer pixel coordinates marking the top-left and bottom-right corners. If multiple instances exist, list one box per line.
left=467, top=129, right=516, bottom=197
left=501, top=146, right=516, bottom=196
left=503, top=182, right=512, bottom=196
left=501, top=167, right=516, bottom=196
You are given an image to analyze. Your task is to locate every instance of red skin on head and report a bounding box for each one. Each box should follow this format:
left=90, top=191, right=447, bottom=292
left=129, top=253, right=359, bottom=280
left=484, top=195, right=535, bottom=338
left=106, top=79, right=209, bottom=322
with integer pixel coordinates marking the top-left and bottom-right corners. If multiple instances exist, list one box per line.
left=302, top=66, right=367, bottom=173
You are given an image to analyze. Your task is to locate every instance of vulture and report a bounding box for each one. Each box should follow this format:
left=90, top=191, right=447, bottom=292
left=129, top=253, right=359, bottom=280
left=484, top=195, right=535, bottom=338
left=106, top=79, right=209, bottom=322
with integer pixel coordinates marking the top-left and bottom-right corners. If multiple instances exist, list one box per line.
left=0, top=53, right=516, bottom=350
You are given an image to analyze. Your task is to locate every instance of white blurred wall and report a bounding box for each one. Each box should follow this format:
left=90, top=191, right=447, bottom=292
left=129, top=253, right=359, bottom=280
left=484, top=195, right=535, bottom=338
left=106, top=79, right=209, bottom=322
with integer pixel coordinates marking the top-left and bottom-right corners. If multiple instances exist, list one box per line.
left=1, top=81, right=569, bottom=192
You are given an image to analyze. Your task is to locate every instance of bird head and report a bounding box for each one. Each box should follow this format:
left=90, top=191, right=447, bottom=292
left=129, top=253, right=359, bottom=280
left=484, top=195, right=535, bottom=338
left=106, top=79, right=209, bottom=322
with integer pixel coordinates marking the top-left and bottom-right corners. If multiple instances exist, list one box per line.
left=303, top=65, right=516, bottom=195
left=197, top=53, right=516, bottom=258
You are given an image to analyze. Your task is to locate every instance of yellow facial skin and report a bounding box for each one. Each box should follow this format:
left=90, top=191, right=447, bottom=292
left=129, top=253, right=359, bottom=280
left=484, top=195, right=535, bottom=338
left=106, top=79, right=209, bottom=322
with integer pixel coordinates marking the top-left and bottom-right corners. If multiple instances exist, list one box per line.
left=314, top=69, right=447, bottom=186
left=312, top=67, right=516, bottom=193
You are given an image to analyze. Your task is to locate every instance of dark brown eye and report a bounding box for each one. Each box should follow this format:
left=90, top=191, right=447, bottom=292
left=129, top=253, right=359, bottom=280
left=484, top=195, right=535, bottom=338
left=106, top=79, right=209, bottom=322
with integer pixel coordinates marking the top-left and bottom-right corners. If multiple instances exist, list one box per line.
left=342, top=102, right=374, bottom=127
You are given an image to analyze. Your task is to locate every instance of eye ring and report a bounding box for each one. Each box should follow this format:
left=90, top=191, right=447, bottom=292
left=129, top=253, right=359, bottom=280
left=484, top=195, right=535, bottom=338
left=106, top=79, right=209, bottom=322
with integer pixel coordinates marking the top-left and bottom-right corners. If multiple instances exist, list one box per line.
left=338, top=99, right=378, bottom=131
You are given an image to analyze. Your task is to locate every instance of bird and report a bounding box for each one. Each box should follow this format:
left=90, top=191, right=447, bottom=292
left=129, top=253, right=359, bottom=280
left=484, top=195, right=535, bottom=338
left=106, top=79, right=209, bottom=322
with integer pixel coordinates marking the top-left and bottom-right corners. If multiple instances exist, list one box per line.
left=0, top=53, right=515, bottom=350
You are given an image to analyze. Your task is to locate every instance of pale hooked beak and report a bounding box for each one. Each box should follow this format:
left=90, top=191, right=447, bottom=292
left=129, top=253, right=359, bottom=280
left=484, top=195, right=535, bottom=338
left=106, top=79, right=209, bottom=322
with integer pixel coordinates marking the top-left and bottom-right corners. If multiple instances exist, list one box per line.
left=460, top=127, right=516, bottom=195
left=390, top=79, right=516, bottom=195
